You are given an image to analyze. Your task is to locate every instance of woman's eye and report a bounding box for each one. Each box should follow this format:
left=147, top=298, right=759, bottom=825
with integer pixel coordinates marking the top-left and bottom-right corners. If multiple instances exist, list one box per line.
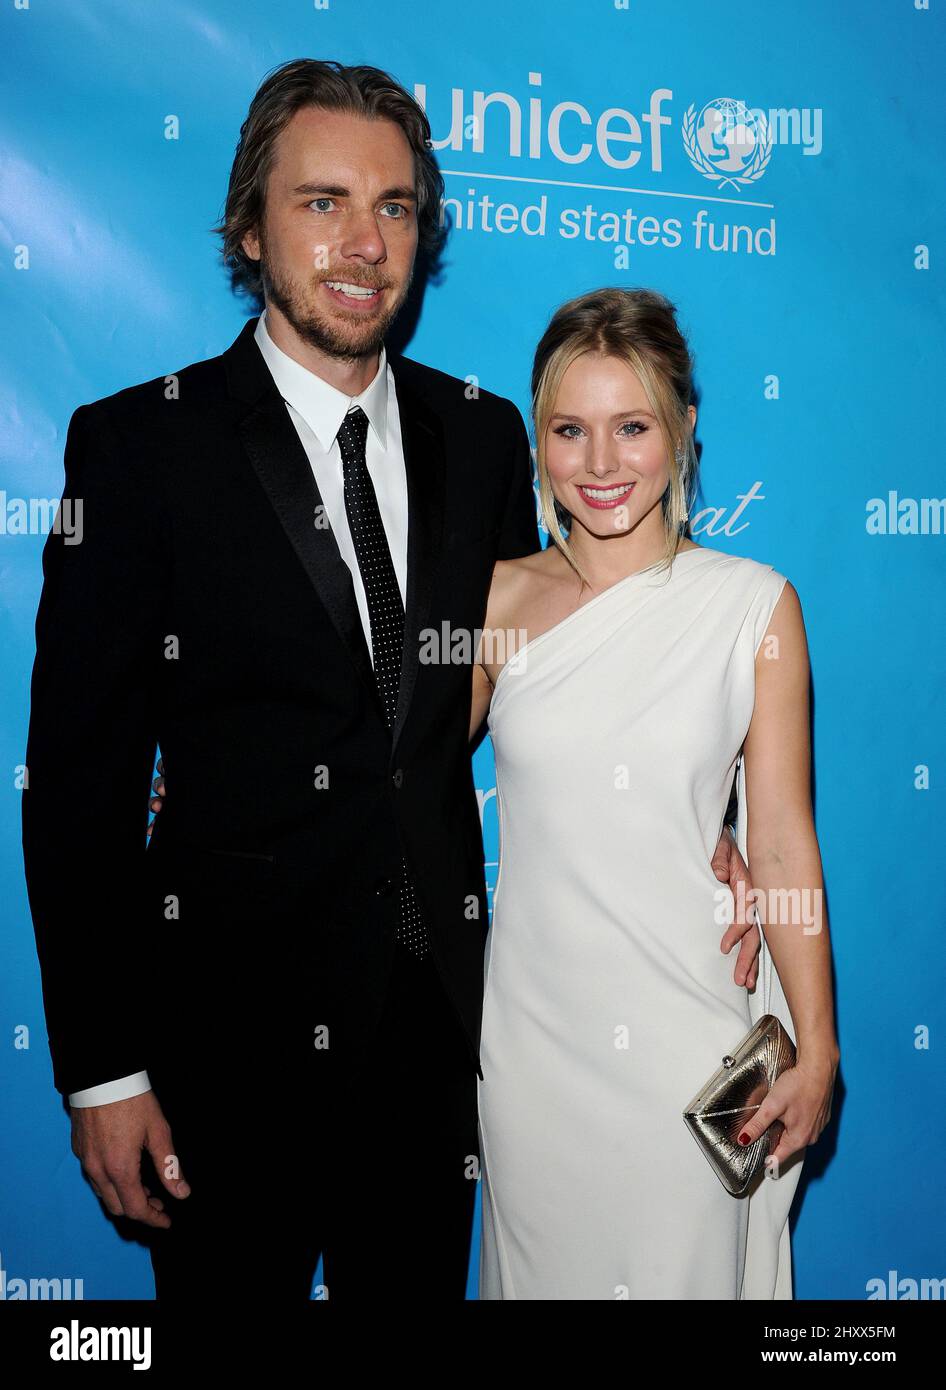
left=553, top=422, right=645, bottom=440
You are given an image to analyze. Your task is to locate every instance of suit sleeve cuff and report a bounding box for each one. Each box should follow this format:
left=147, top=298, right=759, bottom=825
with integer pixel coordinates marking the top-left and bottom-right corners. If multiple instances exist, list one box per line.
left=68, top=1071, right=152, bottom=1107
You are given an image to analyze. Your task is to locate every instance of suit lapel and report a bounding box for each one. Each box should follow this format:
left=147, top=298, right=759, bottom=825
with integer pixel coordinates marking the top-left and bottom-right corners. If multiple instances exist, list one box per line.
left=224, top=320, right=447, bottom=755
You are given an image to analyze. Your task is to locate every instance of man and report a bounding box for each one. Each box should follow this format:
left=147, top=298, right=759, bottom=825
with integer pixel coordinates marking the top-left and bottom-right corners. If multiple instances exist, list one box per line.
left=22, top=59, right=756, bottom=1302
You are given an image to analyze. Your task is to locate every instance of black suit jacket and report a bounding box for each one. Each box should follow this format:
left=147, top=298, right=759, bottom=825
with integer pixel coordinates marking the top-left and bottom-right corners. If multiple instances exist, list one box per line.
left=22, top=318, right=542, bottom=1098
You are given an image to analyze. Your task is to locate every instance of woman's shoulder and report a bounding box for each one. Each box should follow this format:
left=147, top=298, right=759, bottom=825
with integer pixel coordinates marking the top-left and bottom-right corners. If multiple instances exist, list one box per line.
left=489, top=547, right=551, bottom=600
left=486, top=546, right=564, bottom=632
left=684, top=543, right=789, bottom=587
left=683, top=545, right=800, bottom=633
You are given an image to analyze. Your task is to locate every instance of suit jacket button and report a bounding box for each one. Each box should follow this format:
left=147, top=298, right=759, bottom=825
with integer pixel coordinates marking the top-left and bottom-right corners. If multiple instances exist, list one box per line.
left=392, top=769, right=404, bottom=789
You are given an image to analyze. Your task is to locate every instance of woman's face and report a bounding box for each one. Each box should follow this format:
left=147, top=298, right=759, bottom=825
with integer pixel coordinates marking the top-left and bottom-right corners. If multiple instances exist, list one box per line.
left=544, top=351, right=695, bottom=541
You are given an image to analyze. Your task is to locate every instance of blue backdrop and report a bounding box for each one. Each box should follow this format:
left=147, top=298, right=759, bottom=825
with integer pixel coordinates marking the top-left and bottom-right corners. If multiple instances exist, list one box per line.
left=2, top=0, right=943, bottom=1301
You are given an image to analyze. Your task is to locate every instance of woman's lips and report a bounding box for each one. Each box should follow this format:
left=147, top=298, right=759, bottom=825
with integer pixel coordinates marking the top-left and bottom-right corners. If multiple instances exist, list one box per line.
left=576, top=482, right=637, bottom=510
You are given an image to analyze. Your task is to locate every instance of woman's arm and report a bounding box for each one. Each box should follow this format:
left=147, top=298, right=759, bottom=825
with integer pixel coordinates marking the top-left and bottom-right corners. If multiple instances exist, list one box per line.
left=738, top=581, right=839, bottom=1164
left=469, top=561, right=512, bottom=742
left=470, top=662, right=494, bottom=742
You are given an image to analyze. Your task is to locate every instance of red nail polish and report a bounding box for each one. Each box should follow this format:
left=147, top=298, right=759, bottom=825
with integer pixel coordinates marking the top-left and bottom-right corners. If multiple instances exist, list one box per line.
left=738, top=1132, right=751, bottom=1145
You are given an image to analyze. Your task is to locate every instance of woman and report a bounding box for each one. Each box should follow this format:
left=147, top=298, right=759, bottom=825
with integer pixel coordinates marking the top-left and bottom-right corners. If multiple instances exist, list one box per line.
left=469, top=287, right=839, bottom=1300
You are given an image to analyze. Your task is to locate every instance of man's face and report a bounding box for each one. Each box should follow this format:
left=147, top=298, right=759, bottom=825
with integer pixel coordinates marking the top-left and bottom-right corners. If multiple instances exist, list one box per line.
left=242, top=106, right=419, bottom=360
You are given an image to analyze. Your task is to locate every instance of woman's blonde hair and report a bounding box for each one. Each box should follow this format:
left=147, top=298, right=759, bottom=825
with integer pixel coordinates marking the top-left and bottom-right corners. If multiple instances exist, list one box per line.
left=530, top=287, right=698, bottom=589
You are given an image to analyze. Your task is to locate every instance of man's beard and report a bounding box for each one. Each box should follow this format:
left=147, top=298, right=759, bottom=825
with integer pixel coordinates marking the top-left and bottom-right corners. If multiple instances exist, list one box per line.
left=259, top=244, right=411, bottom=363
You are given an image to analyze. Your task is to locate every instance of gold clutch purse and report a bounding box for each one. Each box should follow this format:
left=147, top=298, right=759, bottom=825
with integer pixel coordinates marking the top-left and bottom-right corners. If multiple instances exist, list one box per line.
left=683, top=1013, right=796, bottom=1196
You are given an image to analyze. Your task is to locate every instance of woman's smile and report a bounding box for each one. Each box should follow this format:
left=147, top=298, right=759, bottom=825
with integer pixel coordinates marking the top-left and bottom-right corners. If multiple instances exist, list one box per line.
left=575, top=481, right=637, bottom=509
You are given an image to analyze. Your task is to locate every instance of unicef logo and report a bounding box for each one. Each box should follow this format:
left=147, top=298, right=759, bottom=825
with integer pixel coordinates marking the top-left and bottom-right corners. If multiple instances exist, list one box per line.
left=683, top=98, right=773, bottom=190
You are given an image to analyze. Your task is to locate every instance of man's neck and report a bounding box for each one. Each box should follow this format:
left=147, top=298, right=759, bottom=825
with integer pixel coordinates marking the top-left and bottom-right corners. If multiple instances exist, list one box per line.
left=262, top=301, right=380, bottom=396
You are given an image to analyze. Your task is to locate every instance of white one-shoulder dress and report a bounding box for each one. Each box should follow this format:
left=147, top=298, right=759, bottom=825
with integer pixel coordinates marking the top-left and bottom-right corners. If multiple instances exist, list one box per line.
left=478, top=545, right=804, bottom=1300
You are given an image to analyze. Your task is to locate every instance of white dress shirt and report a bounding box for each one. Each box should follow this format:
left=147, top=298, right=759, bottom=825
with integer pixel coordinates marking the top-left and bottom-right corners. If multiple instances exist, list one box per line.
left=68, top=311, right=409, bottom=1107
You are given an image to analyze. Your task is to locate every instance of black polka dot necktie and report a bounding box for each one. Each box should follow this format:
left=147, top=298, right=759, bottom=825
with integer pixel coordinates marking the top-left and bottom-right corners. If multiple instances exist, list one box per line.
left=337, top=405, right=430, bottom=958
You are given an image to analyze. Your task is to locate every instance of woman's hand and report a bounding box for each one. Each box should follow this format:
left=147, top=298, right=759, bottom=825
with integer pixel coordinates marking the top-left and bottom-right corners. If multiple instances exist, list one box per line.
left=737, top=1048, right=839, bottom=1170
left=145, top=757, right=165, bottom=839
left=712, top=827, right=760, bottom=990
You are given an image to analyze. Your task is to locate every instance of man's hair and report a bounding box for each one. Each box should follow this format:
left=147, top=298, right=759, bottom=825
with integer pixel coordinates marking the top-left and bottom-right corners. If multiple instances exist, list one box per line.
left=215, top=58, right=445, bottom=298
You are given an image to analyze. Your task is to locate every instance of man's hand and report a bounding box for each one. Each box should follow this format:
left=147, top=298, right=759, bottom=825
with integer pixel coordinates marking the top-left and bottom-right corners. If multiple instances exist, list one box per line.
left=70, top=1089, right=190, bottom=1229
left=711, top=826, right=760, bottom=990
left=145, top=756, right=165, bottom=839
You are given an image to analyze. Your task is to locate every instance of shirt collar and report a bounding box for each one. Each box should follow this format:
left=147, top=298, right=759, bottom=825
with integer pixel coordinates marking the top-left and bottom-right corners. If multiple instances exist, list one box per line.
left=254, top=309, right=388, bottom=452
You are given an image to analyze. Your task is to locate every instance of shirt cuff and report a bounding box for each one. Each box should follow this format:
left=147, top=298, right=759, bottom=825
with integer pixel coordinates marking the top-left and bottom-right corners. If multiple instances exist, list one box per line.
left=68, top=1071, right=152, bottom=1107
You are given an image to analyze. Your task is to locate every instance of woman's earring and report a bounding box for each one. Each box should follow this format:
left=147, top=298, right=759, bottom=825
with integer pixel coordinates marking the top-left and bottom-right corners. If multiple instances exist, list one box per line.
left=674, top=444, right=690, bottom=525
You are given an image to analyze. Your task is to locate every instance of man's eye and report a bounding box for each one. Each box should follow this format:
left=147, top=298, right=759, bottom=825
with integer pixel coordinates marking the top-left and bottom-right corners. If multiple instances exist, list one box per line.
left=308, top=198, right=335, bottom=213
left=381, top=203, right=409, bottom=218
